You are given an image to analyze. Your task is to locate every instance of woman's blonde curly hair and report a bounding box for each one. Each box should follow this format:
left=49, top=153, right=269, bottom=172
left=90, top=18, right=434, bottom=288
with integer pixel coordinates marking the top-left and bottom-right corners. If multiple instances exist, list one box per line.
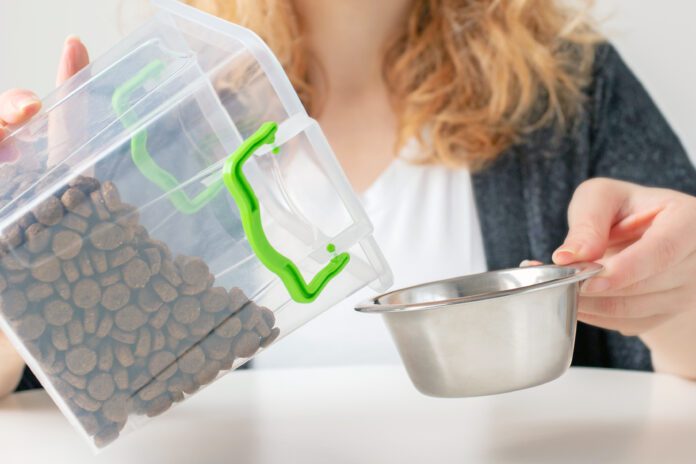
left=187, top=0, right=598, bottom=170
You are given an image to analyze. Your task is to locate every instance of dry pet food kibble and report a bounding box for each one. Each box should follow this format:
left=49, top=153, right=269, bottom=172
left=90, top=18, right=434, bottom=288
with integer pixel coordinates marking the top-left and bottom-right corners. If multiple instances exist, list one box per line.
left=0, top=169, right=279, bottom=448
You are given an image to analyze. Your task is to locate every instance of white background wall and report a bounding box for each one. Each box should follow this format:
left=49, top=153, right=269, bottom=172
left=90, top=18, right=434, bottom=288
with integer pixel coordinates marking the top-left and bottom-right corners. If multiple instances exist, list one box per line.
left=0, top=0, right=694, bottom=162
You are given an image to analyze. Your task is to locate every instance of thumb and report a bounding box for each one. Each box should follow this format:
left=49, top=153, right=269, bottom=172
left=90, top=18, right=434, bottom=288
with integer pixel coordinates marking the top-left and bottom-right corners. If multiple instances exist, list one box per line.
left=553, top=179, right=629, bottom=264
left=56, top=35, right=90, bottom=86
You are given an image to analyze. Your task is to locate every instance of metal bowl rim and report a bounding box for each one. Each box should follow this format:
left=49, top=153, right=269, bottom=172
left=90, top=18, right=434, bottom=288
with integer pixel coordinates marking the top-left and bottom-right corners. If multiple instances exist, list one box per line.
left=355, top=262, right=603, bottom=314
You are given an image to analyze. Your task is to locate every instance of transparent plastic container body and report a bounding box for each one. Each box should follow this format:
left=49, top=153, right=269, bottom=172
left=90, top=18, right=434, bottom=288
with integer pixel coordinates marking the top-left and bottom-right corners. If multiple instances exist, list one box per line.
left=0, top=0, right=391, bottom=450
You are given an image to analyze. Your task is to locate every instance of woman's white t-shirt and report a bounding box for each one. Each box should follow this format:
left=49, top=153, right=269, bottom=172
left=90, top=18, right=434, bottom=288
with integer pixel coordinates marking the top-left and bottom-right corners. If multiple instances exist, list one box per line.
left=254, top=154, right=488, bottom=368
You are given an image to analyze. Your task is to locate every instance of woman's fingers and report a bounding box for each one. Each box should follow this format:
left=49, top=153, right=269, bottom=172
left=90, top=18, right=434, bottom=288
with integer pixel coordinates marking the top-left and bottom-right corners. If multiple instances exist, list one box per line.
left=553, top=178, right=629, bottom=264
left=577, top=312, right=673, bottom=337
left=578, top=286, right=691, bottom=318
left=0, top=89, right=41, bottom=127
left=56, top=35, right=90, bottom=86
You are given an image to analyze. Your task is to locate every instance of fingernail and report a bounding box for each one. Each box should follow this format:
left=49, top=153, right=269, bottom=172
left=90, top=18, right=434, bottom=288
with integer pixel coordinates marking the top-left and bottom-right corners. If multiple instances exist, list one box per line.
left=582, top=277, right=611, bottom=293
left=520, top=260, right=533, bottom=267
left=12, top=95, right=40, bottom=113
left=65, top=34, right=81, bottom=45
left=553, top=247, right=575, bottom=263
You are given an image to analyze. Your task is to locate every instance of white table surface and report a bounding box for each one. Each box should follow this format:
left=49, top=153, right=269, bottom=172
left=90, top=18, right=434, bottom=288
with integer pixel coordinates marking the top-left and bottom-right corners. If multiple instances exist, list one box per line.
left=1, top=366, right=695, bottom=464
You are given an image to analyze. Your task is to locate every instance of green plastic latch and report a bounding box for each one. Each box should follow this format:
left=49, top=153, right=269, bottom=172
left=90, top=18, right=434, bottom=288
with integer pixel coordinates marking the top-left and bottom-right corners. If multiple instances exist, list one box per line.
left=222, top=122, right=350, bottom=303
left=112, top=61, right=350, bottom=303
left=112, top=59, right=225, bottom=214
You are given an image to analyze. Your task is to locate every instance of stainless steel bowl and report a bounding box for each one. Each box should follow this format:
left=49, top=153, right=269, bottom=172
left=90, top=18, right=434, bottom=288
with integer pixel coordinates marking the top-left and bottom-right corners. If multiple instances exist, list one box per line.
left=355, top=263, right=603, bottom=397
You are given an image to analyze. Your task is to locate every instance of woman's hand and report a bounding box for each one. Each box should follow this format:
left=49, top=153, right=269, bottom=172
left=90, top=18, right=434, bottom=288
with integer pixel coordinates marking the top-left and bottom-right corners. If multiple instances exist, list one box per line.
left=0, top=36, right=89, bottom=398
left=553, top=177, right=696, bottom=379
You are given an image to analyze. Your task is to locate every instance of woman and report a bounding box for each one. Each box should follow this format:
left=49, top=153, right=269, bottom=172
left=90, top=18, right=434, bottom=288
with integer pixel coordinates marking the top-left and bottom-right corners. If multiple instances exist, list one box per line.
left=1, top=0, right=695, bottom=396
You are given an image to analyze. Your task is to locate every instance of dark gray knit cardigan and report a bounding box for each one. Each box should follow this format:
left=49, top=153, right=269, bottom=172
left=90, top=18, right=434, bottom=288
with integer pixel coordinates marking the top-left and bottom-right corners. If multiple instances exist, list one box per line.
left=472, top=44, right=696, bottom=371
left=15, top=44, right=696, bottom=391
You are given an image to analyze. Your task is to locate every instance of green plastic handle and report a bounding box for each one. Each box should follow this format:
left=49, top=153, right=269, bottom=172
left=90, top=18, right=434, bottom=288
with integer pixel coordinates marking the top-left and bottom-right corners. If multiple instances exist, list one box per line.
left=112, top=59, right=225, bottom=214
left=222, top=122, right=350, bottom=303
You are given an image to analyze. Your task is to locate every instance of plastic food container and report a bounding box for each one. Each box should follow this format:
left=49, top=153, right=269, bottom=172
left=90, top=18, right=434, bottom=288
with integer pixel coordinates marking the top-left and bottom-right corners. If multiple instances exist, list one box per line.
left=0, top=0, right=391, bottom=450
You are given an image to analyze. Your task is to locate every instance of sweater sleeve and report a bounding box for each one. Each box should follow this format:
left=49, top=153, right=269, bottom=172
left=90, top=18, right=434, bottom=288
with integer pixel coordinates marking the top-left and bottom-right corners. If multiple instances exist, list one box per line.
left=587, top=44, right=696, bottom=370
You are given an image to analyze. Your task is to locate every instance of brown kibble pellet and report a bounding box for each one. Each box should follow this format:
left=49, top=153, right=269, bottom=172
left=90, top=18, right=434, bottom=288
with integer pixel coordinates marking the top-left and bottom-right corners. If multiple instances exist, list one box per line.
left=152, top=330, right=166, bottom=352
left=33, top=196, right=64, bottom=226
left=113, top=368, right=129, bottom=390
left=146, top=308, right=168, bottom=333
left=151, top=276, right=177, bottom=302
left=94, top=425, right=120, bottom=449
left=137, top=285, right=162, bottom=313
left=102, top=283, right=131, bottom=311
left=214, top=316, right=241, bottom=339
left=201, top=287, right=228, bottom=313
left=90, top=222, right=124, bottom=251
left=98, top=343, right=114, bottom=371
left=18, top=314, right=46, bottom=341
left=108, top=246, right=136, bottom=268
left=61, top=188, right=92, bottom=218
left=44, top=299, right=73, bottom=326
left=83, top=307, right=98, bottom=334
left=31, top=254, right=61, bottom=282
left=26, top=282, right=54, bottom=302
left=98, top=269, right=121, bottom=287
left=90, top=189, right=111, bottom=221
left=114, top=343, right=135, bottom=367
left=172, top=296, right=200, bottom=324
left=67, top=320, right=85, bottom=345
left=102, top=394, right=129, bottom=423
left=166, top=320, right=187, bottom=340
left=1, top=289, right=28, bottom=319
left=90, top=250, right=108, bottom=274
left=228, top=287, right=248, bottom=313
left=149, top=352, right=177, bottom=382
left=179, top=273, right=214, bottom=296
left=66, top=346, right=97, bottom=376
left=73, top=279, right=101, bottom=309
left=160, top=260, right=182, bottom=287
left=238, top=304, right=261, bottom=331
left=194, top=360, right=221, bottom=386
left=178, top=346, right=205, bottom=375
left=61, top=213, right=89, bottom=234
left=2, top=223, right=23, bottom=249
left=25, top=223, right=51, bottom=254
left=175, top=256, right=209, bottom=287
left=96, top=314, right=114, bottom=338
left=115, top=305, right=147, bottom=332
left=78, top=252, right=94, bottom=276
left=61, top=260, right=80, bottom=283
left=138, top=380, right=166, bottom=401
left=101, top=181, right=123, bottom=212
left=7, top=270, right=28, bottom=284
left=68, top=175, right=100, bottom=194
left=190, top=312, right=215, bottom=337
left=1, top=249, right=29, bottom=271
left=51, top=326, right=69, bottom=351
left=259, top=307, right=275, bottom=327
left=54, top=278, right=71, bottom=300
left=261, top=327, right=280, bottom=348
left=123, top=258, right=151, bottom=289
left=87, top=373, right=115, bottom=401
left=143, top=248, right=161, bottom=274
left=61, top=370, right=87, bottom=390
left=146, top=394, right=173, bottom=418
left=135, top=327, right=152, bottom=358
left=0, top=274, right=6, bottom=294
left=110, top=328, right=137, bottom=345
left=234, top=331, right=261, bottom=358
left=73, top=392, right=101, bottom=413
left=51, top=230, right=82, bottom=260
left=52, top=377, right=76, bottom=399
left=202, top=335, right=231, bottom=361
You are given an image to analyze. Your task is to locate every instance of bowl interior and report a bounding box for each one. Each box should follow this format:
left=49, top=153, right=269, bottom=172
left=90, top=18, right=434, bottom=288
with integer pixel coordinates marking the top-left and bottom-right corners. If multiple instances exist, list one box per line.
left=376, top=265, right=577, bottom=307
